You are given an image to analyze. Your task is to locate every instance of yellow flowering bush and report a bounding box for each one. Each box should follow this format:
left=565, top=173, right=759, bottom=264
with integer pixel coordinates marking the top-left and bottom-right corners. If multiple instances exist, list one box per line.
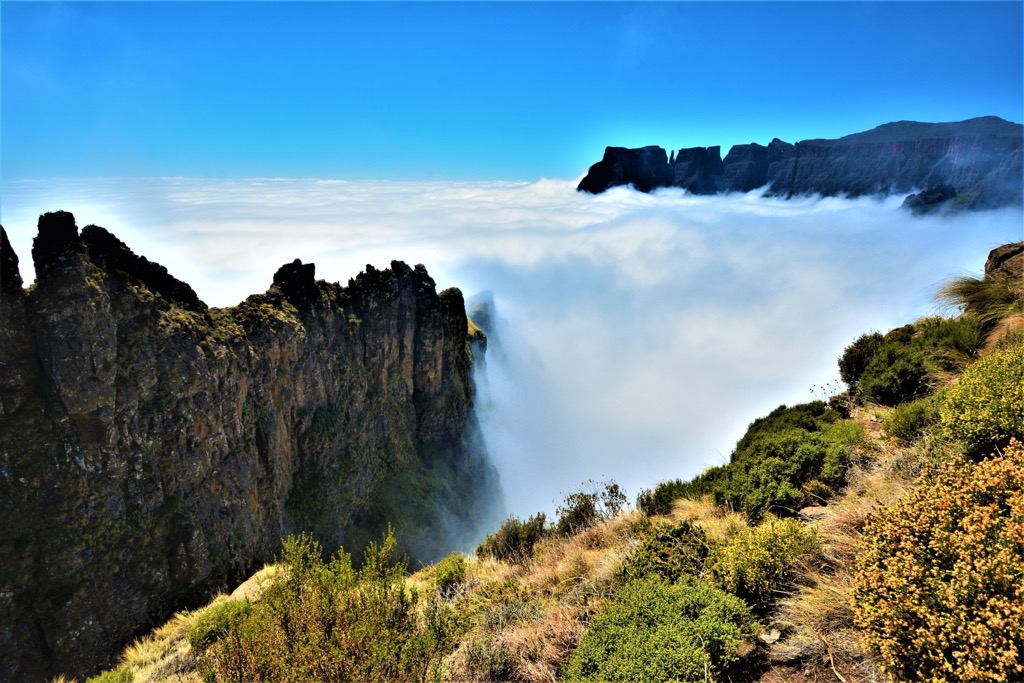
left=853, top=441, right=1024, bottom=681
left=940, top=341, right=1024, bottom=456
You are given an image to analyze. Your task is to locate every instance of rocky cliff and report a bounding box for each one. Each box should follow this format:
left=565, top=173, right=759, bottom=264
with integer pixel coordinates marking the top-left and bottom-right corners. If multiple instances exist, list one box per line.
left=578, top=116, right=1023, bottom=211
left=0, top=212, right=504, bottom=680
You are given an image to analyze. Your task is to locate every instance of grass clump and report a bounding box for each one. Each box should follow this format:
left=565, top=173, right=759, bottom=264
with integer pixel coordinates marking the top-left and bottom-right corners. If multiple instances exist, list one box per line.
left=561, top=576, right=758, bottom=682
left=853, top=440, right=1024, bottom=682
left=85, top=668, right=134, bottom=683
left=187, top=598, right=251, bottom=651
left=710, top=516, right=818, bottom=607
left=936, top=274, right=1023, bottom=330
left=940, top=340, right=1024, bottom=457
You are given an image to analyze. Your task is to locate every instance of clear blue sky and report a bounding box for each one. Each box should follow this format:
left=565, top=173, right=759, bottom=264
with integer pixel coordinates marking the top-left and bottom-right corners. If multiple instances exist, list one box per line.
left=2, top=1, right=1022, bottom=181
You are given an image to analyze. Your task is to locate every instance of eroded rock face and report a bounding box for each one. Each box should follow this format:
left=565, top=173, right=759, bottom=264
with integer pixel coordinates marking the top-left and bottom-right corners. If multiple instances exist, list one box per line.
left=985, top=241, right=1024, bottom=282
left=578, top=116, right=1023, bottom=210
left=0, top=213, right=503, bottom=681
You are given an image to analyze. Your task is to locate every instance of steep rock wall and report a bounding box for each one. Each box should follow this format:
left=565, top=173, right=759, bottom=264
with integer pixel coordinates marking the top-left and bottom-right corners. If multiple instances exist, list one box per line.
left=0, top=212, right=503, bottom=680
left=578, top=116, right=1023, bottom=210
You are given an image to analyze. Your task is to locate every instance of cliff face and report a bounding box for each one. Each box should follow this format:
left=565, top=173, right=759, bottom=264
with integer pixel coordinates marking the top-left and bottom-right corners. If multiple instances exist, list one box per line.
left=578, top=116, right=1023, bottom=210
left=0, top=212, right=503, bottom=680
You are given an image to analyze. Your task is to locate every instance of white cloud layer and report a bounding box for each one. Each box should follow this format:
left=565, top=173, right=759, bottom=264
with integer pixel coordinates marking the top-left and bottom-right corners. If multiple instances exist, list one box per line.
left=4, top=178, right=1022, bottom=517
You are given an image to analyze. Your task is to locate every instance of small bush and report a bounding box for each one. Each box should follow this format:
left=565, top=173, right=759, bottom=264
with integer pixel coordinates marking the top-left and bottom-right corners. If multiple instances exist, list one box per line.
left=434, top=552, right=466, bottom=597
left=858, top=342, right=927, bottom=406
left=620, top=520, right=709, bottom=584
left=196, top=529, right=438, bottom=682
left=476, top=513, right=547, bottom=564
left=710, top=517, right=818, bottom=606
left=940, top=341, right=1024, bottom=457
left=562, top=576, right=758, bottom=682
left=853, top=440, right=1024, bottom=682
left=636, top=479, right=698, bottom=517
left=882, top=396, right=939, bottom=441
left=187, top=599, right=251, bottom=651
left=838, top=332, right=884, bottom=387
left=554, top=479, right=627, bottom=536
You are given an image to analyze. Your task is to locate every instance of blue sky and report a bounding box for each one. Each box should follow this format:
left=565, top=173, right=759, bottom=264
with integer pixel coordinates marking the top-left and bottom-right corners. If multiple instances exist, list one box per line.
left=2, top=1, right=1022, bottom=181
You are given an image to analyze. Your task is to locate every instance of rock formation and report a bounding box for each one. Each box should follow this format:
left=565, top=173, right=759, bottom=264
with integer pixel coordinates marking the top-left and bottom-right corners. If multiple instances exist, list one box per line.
left=0, top=213, right=504, bottom=680
left=578, top=116, right=1023, bottom=210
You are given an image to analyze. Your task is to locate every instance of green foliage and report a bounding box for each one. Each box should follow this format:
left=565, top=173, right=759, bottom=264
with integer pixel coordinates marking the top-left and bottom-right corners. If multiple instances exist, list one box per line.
left=187, top=599, right=252, bottom=651
left=561, top=576, right=758, bottom=682
left=636, top=479, right=695, bottom=517
left=882, top=395, right=939, bottom=441
left=682, top=403, right=862, bottom=520
left=853, top=441, right=1024, bottom=682
left=710, top=517, right=818, bottom=607
left=85, top=667, right=134, bottom=683
left=838, top=332, right=884, bottom=387
left=476, top=513, right=548, bottom=564
left=434, top=551, right=467, bottom=597
left=619, top=520, right=709, bottom=584
left=196, top=529, right=441, bottom=683
left=849, top=317, right=983, bottom=407
left=554, top=479, right=628, bottom=536
left=940, top=341, right=1024, bottom=457
left=858, top=342, right=927, bottom=406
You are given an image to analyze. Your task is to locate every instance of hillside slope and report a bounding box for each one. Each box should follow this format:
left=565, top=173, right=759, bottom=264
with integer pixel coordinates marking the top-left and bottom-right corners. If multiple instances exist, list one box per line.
left=84, top=242, right=1024, bottom=683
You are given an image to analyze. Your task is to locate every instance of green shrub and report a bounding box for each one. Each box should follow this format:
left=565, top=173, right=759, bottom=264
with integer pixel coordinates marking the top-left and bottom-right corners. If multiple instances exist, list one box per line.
left=187, top=599, right=252, bottom=651
left=476, top=513, right=547, bottom=564
left=434, top=551, right=466, bottom=597
left=683, top=403, right=862, bottom=520
left=940, top=341, right=1024, bottom=457
left=197, top=529, right=438, bottom=683
left=636, top=479, right=701, bottom=517
left=561, top=576, right=758, bottom=682
left=882, top=395, right=939, bottom=441
left=858, top=342, right=927, bottom=406
left=710, top=517, right=818, bottom=606
left=620, top=520, right=709, bottom=584
left=853, top=440, right=1024, bottom=682
left=555, top=479, right=628, bottom=536
left=838, top=332, right=884, bottom=387
left=86, top=667, right=134, bottom=683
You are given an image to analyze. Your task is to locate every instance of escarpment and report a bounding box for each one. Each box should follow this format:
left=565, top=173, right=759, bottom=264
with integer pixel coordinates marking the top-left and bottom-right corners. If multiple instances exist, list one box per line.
left=578, top=116, right=1023, bottom=211
left=0, top=212, right=504, bottom=681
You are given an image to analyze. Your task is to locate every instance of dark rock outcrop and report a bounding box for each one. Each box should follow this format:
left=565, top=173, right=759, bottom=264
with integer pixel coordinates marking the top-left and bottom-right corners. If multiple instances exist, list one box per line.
left=0, top=213, right=504, bottom=681
left=578, top=116, right=1023, bottom=210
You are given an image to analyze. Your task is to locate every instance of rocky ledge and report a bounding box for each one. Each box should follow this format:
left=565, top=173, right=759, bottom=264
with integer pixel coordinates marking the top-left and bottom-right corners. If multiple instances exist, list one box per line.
left=0, top=212, right=503, bottom=680
left=578, top=116, right=1023, bottom=212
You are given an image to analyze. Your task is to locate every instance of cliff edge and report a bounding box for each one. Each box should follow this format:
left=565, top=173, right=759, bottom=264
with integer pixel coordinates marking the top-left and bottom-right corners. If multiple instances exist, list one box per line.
left=0, top=212, right=504, bottom=680
left=578, top=116, right=1023, bottom=211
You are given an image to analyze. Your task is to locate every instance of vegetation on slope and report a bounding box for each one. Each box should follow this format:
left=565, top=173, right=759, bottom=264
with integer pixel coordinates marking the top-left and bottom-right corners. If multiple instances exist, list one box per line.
left=72, top=246, right=1024, bottom=683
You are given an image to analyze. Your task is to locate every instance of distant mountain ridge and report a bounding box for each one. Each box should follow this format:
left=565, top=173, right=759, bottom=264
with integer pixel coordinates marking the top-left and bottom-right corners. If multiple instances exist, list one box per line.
left=578, top=116, right=1023, bottom=211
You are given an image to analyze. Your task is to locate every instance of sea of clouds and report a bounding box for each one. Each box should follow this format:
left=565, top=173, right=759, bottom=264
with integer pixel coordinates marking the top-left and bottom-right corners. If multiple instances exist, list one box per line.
left=4, top=178, right=1022, bottom=517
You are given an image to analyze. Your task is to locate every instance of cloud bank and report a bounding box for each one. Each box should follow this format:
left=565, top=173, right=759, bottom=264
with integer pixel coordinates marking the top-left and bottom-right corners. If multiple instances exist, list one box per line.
left=4, top=178, right=1022, bottom=516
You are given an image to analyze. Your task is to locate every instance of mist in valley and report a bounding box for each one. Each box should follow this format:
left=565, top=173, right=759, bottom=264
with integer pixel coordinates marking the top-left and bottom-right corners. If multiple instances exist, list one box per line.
left=5, top=178, right=1021, bottom=519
